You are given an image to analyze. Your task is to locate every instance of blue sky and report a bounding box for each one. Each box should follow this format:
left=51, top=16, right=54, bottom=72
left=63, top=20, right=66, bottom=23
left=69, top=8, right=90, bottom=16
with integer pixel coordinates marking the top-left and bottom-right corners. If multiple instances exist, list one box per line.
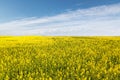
left=0, top=0, right=120, bottom=35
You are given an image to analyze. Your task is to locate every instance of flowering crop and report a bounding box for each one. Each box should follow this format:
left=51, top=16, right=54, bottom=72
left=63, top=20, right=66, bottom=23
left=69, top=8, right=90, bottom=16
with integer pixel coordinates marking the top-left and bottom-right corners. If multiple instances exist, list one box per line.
left=0, top=36, right=120, bottom=80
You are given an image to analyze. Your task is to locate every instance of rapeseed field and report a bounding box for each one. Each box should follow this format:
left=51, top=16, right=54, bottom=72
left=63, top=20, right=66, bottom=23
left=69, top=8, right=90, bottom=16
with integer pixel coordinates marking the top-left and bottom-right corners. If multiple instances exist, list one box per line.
left=0, top=36, right=120, bottom=80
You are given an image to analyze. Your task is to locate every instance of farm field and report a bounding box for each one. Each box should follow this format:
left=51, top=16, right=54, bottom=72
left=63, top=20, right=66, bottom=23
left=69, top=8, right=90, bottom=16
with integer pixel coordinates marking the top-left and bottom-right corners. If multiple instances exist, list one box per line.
left=0, top=36, right=120, bottom=80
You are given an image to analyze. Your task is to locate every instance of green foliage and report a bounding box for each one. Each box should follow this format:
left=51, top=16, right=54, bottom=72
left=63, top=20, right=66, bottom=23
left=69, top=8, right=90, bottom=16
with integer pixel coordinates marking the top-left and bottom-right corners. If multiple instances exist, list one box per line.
left=0, top=36, right=120, bottom=80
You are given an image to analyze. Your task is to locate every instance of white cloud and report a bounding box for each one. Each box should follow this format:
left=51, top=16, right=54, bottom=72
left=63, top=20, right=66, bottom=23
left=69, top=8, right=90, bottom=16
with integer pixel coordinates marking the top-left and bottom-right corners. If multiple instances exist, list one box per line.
left=0, top=3, right=120, bottom=36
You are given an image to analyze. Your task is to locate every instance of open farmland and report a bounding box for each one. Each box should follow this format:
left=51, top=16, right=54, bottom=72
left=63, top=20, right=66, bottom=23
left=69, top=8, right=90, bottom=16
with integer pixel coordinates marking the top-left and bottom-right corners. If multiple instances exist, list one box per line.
left=0, top=36, right=120, bottom=80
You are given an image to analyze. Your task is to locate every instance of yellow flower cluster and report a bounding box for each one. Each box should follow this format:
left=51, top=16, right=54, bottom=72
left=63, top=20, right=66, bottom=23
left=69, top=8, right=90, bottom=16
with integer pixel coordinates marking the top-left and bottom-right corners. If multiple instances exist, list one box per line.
left=0, top=36, right=120, bottom=80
